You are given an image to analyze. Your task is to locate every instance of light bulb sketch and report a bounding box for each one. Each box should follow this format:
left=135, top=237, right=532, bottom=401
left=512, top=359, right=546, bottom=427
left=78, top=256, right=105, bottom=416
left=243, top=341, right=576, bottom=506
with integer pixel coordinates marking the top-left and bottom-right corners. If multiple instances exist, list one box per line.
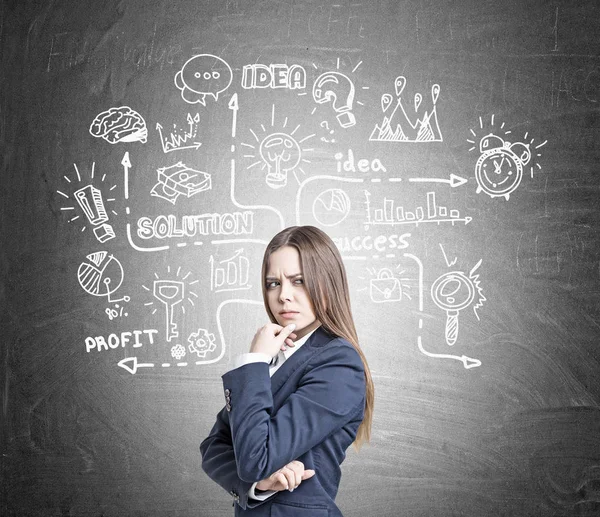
left=57, top=162, right=117, bottom=242
left=430, top=259, right=485, bottom=346
left=242, top=104, right=314, bottom=189
left=259, top=133, right=301, bottom=189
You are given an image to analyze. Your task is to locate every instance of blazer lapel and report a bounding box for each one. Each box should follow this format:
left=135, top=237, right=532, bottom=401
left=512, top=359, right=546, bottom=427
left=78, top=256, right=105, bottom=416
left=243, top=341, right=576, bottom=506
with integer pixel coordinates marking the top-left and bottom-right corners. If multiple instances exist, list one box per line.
left=270, top=326, right=334, bottom=397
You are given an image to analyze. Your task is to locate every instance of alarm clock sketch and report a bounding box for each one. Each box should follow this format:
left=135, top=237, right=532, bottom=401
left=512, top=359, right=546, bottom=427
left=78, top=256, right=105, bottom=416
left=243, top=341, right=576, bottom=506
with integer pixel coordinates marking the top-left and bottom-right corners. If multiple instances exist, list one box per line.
left=474, top=134, right=531, bottom=200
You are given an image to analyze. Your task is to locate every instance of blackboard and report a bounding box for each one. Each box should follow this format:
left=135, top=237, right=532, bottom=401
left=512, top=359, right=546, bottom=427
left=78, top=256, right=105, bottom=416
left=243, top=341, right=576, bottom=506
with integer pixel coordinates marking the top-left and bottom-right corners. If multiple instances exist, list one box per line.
left=3, top=0, right=600, bottom=515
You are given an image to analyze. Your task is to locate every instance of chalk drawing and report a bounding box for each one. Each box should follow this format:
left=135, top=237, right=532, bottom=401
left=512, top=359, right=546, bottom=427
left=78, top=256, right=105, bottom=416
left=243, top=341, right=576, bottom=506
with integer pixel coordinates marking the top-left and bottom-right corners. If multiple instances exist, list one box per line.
left=370, top=77, right=442, bottom=142
left=174, top=54, right=233, bottom=105
left=242, top=104, right=314, bottom=189
left=77, top=252, right=130, bottom=304
left=430, top=259, right=486, bottom=347
left=57, top=162, right=117, bottom=242
left=364, top=190, right=472, bottom=228
left=408, top=174, right=467, bottom=188
left=143, top=267, right=199, bottom=343
left=335, top=150, right=387, bottom=173
left=156, top=113, right=202, bottom=153
left=319, top=121, right=335, bottom=143
left=209, top=249, right=251, bottom=292
left=312, top=188, right=351, bottom=227
left=171, top=344, right=186, bottom=360
left=105, top=303, right=128, bottom=320
left=368, top=267, right=412, bottom=303
left=89, top=106, right=147, bottom=144
left=467, top=115, right=547, bottom=200
left=188, top=328, right=217, bottom=358
left=312, top=71, right=356, bottom=128
left=150, top=162, right=212, bottom=204
left=241, top=63, right=306, bottom=90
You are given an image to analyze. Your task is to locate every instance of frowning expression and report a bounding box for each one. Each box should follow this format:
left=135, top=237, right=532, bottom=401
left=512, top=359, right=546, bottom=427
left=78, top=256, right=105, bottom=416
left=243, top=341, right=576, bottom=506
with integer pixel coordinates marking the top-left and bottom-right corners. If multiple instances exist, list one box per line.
left=265, top=246, right=320, bottom=340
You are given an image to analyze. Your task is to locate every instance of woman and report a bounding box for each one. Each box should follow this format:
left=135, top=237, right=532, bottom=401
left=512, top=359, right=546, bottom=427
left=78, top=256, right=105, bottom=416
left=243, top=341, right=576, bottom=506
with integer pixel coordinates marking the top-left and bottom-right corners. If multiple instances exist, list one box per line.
left=200, top=225, right=375, bottom=516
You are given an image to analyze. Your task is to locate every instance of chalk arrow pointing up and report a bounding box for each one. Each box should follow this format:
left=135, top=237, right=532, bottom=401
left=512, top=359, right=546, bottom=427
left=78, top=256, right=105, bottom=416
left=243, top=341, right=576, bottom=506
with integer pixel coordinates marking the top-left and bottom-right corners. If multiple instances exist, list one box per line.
left=117, top=357, right=155, bottom=375
left=228, top=93, right=239, bottom=138
left=121, top=152, right=131, bottom=199
left=409, top=174, right=468, bottom=188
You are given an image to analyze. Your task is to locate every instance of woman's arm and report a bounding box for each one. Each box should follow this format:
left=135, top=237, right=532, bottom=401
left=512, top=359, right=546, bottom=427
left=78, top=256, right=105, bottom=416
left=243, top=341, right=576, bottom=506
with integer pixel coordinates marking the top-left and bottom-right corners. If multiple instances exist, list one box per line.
left=200, top=407, right=273, bottom=510
left=221, top=340, right=366, bottom=483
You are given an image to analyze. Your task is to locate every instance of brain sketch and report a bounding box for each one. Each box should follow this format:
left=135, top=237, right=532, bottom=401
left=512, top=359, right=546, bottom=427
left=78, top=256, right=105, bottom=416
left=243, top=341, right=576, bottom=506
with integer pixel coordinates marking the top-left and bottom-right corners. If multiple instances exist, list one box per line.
left=89, top=106, right=148, bottom=144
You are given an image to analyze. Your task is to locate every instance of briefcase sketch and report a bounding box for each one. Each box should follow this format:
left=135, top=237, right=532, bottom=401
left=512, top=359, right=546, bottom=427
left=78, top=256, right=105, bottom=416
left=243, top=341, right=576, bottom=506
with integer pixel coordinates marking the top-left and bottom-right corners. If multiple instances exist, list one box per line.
left=370, top=269, right=402, bottom=303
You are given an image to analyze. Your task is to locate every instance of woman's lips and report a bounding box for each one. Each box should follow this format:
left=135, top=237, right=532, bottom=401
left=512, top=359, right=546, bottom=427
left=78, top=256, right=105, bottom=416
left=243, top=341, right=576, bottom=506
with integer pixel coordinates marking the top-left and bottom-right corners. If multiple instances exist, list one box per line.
left=280, top=311, right=299, bottom=318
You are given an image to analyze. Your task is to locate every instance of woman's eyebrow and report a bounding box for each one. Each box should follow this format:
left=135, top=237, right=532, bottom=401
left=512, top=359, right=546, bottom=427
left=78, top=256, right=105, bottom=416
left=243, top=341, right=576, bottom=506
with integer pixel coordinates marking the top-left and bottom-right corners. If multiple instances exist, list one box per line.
left=265, top=273, right=302, bottom=281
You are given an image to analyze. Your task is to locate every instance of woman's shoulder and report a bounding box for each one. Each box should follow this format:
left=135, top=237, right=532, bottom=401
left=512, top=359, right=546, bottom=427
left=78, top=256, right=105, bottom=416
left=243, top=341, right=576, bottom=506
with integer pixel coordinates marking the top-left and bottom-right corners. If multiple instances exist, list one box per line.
left=311, top=328, right=364, bottom=370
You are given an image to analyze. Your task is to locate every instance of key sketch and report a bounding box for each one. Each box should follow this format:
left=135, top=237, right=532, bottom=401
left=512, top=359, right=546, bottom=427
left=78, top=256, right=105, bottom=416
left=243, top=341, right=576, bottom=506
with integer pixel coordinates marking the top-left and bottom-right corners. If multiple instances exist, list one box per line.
left=89, top=106, right=148, bottom=144
left=370, top=76, right=442, bottom=142
left=174, top=54, right=233, bottom=105
left=143, top=267, right=199, bottom=343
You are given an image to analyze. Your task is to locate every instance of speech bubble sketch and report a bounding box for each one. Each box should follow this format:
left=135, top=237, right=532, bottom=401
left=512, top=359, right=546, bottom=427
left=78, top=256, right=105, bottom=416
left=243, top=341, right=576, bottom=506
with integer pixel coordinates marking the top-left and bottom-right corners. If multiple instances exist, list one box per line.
left=370, top=76, right=442, bottom=142
left=156, top=113, right=202, bottom=153
left=142, top=266, right=199, bottom=343
left=150, top=161, right=212, bottom=204
left=242, top=104, right=315, bottom=189
left=312, top=71, right=356, bottom=128
left=89, top=106, right=147, bottom=144
left=430, top=259, right=486, bottom=347
left=363, top=189, right=472, bottom=228
left=312, top=188, right=351, bottom=227
left=57, top=162, right=117, bottom=242
left=174, top=54, right=233, bottom=105
left=78, top=251, right=130, bottom=304
left=467, top=115, right=547, bottom=201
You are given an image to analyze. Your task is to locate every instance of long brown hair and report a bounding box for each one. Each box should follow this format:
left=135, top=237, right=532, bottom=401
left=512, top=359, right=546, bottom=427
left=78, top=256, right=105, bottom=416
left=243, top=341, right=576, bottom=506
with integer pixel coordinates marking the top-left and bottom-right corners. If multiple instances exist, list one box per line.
left=261, top=225, right=374, bottom=452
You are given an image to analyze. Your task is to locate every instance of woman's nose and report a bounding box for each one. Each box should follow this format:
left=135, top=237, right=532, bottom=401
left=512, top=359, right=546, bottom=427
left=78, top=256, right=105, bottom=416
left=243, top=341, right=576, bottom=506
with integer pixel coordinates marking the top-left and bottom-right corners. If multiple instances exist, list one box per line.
left=279, top=281, right=293, bottom=302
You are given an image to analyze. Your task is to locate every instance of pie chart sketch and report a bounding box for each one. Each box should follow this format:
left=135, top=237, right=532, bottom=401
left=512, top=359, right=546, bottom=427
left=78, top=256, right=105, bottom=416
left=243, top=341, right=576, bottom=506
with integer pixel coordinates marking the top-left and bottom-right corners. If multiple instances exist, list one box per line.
left=77, top=251, right=129, bottom=303
left=312, top=188, right=351, bottom=226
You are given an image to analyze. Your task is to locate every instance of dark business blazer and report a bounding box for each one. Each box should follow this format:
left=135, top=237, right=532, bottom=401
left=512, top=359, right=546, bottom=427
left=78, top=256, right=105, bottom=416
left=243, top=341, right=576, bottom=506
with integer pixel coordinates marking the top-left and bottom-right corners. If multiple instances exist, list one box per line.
left=200, top=326, right=366, bottom=516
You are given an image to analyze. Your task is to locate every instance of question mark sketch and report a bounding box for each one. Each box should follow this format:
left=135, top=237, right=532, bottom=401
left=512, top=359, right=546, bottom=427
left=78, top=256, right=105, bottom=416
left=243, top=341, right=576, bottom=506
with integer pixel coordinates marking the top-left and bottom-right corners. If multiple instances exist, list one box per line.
left=312, top=72, right=356, bottom=128
left=319, top=121, right=336, bottom=143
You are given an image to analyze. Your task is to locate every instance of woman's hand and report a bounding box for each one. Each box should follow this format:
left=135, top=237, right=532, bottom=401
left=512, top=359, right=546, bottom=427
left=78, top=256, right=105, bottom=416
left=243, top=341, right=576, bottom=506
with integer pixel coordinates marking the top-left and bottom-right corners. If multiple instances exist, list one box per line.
left=250, top=323, right=297, bottom=358
left=255, top=460, right=315, bottom=492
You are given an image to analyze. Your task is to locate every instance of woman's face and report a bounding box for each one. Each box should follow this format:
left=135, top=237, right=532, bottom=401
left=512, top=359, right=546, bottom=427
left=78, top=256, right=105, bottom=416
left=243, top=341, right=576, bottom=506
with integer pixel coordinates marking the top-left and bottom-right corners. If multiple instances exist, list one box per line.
left=265, top=246, right=320, bottom=340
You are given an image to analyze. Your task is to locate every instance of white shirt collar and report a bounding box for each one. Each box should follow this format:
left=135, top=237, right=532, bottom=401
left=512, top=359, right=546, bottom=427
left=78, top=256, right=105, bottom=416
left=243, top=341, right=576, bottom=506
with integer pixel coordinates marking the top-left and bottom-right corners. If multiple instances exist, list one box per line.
left=282, top=326, right=318, bottom=361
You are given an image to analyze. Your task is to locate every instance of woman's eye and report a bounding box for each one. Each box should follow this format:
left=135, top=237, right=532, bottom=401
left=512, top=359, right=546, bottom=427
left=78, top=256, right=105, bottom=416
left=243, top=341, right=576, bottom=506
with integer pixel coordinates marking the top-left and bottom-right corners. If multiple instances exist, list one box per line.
left=294, top=278, right=304, bottom=285
left=266, top=281, right=279, bottom=289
